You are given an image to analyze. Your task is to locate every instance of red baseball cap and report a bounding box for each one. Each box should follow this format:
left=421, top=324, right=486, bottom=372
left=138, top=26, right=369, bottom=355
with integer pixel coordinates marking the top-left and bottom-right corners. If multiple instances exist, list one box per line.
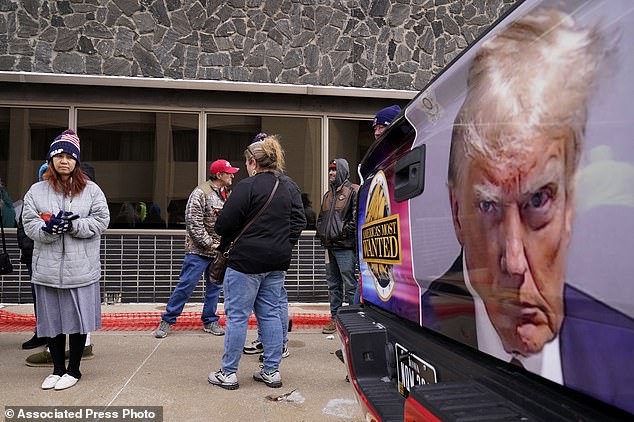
left=209, top=159, right=240, bottom=174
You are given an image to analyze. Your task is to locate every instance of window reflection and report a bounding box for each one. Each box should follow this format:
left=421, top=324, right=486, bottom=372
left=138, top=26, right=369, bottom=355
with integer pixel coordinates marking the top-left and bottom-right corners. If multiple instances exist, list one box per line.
left=0, top=107, right=68, bottom=213
left=1, top=106, right=372, bottom=231
left=206, top=114, right=321, bottom=209
left=328, top=118, right=374, bottom=186
left=77, top=110, right=198, bottom=229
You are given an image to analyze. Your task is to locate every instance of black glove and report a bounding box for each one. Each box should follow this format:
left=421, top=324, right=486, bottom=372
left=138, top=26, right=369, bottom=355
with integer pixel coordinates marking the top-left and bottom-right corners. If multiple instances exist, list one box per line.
left=52, top=219, right=73, bottom=234
left=58, top=211, right=78, bottom=234
left=42, top=210, right=64, bottom=234
left=47, top=211, right=77, bottom=234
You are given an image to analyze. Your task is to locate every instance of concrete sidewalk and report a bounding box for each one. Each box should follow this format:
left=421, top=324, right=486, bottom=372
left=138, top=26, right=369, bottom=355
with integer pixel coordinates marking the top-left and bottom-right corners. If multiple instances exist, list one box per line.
left=0, top=303, right=363, bottom=422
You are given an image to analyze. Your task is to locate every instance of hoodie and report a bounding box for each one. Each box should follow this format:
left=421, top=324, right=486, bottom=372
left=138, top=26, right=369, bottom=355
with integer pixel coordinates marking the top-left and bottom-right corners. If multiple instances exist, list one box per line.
left=316, top=158, right=359, bottom=249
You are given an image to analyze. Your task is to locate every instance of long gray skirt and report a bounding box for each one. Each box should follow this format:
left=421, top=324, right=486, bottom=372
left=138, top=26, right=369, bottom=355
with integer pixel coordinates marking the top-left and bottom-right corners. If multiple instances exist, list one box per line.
left=34, top=282, right=102, bottom=338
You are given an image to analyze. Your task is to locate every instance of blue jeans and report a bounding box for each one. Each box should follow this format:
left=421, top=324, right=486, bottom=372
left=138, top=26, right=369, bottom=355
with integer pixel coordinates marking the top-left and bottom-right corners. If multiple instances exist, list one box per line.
left=354, top=281, right=361, bottom=305
left=162, top=253, right=222, bottom=325
left=326, top=248, right=358, bottom=319
left=256, top=285, right=289, bottom=346
left=222, top=267, right=284, bottom=374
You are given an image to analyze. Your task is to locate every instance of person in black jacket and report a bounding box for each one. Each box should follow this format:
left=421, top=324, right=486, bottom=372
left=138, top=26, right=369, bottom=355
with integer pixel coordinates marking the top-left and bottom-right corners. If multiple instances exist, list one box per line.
left=18, top=163, right=50, bottom=350
left=316, top=158, right=359, bottom=334
left=18, top=201, right=45, bottom=349
left=301, top=193, right=317, bottom=230
left=208, top=134, right=305, bottom=391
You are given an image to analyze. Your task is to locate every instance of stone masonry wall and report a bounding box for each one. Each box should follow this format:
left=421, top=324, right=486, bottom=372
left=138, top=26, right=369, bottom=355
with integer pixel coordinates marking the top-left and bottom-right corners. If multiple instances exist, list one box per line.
left=0, top=0, right=518, bottom=91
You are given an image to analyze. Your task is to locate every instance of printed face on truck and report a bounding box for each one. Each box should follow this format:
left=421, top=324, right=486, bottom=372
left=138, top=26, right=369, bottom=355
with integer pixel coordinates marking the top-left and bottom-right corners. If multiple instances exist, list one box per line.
left=449, top=133, right=573, bottom=356
left=441, top=7, right=605, bottom=357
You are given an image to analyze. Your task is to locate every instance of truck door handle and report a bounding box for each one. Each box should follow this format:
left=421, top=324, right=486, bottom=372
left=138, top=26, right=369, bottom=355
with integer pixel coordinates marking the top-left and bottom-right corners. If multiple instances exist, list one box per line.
left=394, top=145, right=426, bottom=202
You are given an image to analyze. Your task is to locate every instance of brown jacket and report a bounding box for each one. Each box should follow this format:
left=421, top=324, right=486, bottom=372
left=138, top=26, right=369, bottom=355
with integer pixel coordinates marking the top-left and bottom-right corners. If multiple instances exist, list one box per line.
left=317, top=158, right=359, bottom=249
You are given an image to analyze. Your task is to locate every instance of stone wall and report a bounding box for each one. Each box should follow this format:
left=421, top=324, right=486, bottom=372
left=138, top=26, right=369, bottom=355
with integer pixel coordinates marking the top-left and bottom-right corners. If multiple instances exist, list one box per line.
left=0, top=0, right=517, bottom=91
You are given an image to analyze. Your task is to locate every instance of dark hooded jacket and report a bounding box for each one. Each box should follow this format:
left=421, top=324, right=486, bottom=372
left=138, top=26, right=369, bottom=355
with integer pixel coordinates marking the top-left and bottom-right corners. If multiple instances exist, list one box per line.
left=316, top=158, right=359, bottom=249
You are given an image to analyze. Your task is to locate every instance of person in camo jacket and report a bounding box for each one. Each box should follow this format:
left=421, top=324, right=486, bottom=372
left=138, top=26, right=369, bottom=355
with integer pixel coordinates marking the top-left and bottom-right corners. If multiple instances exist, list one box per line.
left=153, top=159, right=239, bottom=338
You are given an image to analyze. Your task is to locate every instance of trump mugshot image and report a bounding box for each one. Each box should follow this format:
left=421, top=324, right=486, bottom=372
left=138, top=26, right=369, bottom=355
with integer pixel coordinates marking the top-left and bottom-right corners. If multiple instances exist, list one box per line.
left=420, top=6, right=634, bottom=397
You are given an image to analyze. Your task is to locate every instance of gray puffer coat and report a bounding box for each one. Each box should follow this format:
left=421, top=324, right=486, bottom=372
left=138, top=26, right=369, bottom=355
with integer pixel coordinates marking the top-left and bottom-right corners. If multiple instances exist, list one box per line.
left=22, top=180, right=110, bottom=289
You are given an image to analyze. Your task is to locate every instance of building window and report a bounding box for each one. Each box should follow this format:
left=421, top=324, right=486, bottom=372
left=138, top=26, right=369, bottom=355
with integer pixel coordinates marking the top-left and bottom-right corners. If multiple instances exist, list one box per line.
left=328, top=118, right=374, bottom=186
left=206, top=114, right=322, bottom=211
left=77, top=110, right=198, bottom=229
left=2, top=104, right=375, bottom=231
left=0, top=107, right=69, bottom=213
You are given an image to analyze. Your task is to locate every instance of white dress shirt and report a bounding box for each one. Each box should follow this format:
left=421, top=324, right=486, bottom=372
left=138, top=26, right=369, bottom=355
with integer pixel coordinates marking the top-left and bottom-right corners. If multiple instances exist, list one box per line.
left=462, top=253, right=563, bottom=384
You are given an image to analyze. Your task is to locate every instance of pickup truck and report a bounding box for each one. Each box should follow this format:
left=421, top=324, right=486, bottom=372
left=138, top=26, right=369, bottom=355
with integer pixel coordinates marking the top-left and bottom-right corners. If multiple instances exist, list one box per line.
left=337, top=0, right=634, bottom=420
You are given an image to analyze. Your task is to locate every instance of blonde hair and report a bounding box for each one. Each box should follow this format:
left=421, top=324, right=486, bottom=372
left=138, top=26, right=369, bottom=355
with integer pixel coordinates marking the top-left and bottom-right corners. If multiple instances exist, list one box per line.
left=245, top=134, right=286, bottom=172
left=449, top=9, right=608, bottom=192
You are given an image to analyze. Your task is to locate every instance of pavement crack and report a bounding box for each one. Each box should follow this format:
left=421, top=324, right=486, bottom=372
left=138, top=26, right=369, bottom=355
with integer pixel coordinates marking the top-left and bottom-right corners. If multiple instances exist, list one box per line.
left=106, top=339, right=163, bottom=407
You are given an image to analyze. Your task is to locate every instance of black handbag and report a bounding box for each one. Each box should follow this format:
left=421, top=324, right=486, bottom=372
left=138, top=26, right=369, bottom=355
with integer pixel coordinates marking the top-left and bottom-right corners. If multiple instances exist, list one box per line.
left=0, top=207, right=14, bottom=275
left=208, top=178, right=279, bottom=284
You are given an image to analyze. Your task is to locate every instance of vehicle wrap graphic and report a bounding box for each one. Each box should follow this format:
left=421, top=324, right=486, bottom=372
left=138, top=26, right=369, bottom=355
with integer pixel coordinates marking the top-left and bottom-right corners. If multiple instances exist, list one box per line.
left=357, top=0, right=634, bottom=414
left=358, top=170, right=419, bottom=321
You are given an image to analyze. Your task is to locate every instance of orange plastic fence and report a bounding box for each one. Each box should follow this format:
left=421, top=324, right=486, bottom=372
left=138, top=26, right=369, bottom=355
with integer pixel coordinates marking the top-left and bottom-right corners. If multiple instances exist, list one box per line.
left=0, top=309, right=331, bottom=332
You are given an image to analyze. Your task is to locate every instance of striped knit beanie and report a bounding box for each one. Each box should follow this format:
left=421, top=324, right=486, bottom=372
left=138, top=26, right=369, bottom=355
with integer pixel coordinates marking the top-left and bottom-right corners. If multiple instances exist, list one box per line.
left=48, top=129, right=80, bottom=163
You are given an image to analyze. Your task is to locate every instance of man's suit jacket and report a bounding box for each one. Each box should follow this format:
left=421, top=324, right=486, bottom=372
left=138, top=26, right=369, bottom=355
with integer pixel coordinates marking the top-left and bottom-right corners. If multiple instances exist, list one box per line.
left=560, top=285, right=634, bottom=414
left=421, top=254, right=634, bottom=414
left=421, top=254, right=477, bottom=347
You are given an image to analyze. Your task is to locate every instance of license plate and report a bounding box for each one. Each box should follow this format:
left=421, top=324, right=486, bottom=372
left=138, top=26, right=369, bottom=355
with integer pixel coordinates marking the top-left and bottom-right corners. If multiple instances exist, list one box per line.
left=395, top=342, right=437, bottom=397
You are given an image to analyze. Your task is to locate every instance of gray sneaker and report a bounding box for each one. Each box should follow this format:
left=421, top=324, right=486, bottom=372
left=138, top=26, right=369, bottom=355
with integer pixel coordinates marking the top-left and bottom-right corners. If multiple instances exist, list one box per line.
left=253, top=368, right=282, bottom=388
left=208, top=370, right=239, bottom=390
left=153, top=320, right=172, bottom=338
left=203, top=321, right=225, bottom=336
left=243, top=339, right=264, bottom=354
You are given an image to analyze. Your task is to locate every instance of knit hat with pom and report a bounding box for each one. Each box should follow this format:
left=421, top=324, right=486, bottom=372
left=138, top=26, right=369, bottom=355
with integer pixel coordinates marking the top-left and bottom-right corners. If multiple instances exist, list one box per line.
left=48, top=129, right=80, bottom=163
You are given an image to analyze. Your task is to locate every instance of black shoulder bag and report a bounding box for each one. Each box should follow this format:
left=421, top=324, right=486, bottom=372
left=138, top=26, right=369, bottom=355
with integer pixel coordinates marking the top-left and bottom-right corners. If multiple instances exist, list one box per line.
left=208, top=178, right=279, bottom=284
left=0, top=206, right=14, bottom=275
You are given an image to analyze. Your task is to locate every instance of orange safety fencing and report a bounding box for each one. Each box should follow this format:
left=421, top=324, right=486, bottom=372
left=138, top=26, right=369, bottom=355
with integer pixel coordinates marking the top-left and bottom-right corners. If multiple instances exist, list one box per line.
left=0, top=309, right=331, bottom=332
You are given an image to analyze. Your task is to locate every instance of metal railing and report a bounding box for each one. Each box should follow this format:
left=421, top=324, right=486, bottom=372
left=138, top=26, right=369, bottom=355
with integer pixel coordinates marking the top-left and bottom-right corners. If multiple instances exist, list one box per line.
left=0, top=229, right=328, bottom=304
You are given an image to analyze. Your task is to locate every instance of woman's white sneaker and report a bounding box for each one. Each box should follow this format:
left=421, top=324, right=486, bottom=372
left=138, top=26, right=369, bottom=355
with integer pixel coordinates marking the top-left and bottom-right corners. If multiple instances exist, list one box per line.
left=54, top=374, right=79, bottom=390
left=41, top=374, right=61, bottom=390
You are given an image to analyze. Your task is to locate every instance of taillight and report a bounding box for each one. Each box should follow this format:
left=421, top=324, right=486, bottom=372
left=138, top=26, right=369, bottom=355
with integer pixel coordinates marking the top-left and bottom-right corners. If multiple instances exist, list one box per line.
left=337, top=320, right=381, bottom=422
left=404, top=396, right=441, bottom=422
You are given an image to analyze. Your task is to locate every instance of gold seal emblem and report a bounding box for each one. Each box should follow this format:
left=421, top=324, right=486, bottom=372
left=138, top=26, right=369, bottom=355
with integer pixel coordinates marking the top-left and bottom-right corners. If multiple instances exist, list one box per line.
left=362, top=171, right=399, bottom=301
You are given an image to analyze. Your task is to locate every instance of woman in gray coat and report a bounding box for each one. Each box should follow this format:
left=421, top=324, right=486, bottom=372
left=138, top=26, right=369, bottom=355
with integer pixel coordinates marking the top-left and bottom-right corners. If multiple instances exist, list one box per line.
left=22, top=129, right=110, bottom=391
